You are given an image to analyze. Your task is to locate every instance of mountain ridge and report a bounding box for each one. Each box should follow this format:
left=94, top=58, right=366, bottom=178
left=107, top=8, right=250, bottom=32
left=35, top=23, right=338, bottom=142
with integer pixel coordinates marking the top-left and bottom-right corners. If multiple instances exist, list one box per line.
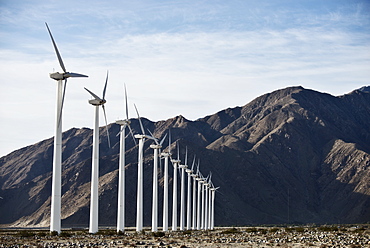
left=1, top=86, right=369, bottom=227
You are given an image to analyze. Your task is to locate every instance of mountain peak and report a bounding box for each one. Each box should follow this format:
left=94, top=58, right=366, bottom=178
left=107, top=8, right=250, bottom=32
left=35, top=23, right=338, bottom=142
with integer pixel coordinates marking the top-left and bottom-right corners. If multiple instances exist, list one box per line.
left=357, top=86, right=370, bottom=93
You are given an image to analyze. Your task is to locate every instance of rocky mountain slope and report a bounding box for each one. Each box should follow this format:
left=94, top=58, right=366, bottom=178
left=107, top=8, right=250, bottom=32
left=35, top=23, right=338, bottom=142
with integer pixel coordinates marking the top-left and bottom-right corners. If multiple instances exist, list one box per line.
left=0, top=86, right=369, bottom=227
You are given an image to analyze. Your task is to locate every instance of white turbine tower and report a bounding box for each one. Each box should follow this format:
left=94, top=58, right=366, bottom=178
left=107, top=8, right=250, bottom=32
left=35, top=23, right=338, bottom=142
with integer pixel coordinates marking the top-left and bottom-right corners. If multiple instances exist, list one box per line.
left=149, top=131, right=167, bottom=232
left=116, top=84, right=136, bottom=233
left=204, top=174, right=211, bottom=230
left=196, top=164, right=203, bottom=230
left=200, top=172, right=208, bottom=230
left=191, top=159, right=198, bottom=230
left=207, top=173, right=213, bottom=229
left=161, top=132, right=171, bottom=231
left=134, top=105, right=155, bottom=232
left=185, top=155, right=195, bottom=230
left=210, top=186, right=215, bottom=230
left=45, top=23, right=88, bottom=234
left=171, top=142, right=181, bottom=231
left=84, top=72, right=111, bottom=234
left=179, top=147, right=188, bottom=231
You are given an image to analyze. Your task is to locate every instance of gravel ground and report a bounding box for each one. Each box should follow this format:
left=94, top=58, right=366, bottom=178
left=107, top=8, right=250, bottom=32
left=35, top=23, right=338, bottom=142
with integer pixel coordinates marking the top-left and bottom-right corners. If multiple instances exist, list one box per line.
left=0, top=226, right=369, bottom=247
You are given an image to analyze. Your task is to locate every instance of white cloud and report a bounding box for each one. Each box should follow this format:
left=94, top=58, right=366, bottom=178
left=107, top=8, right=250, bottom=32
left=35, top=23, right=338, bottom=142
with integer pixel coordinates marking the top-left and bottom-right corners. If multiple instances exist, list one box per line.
left=1, top=0, right=369, bottom=156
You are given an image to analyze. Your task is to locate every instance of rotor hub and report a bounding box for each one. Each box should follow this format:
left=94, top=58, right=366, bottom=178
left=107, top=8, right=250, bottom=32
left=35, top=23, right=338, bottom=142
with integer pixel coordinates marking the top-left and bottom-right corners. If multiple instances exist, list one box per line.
left=49, top=72, right=67, bottom=81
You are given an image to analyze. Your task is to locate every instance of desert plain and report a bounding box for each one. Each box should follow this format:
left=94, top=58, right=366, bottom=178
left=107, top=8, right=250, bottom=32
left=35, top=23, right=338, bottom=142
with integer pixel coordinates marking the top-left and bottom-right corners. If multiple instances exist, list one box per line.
left=0, top=225, right=369, bottom=247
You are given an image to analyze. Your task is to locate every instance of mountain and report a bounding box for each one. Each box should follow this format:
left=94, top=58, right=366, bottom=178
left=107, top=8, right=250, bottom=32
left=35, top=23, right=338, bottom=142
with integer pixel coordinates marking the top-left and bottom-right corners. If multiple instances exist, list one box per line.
left=0, top=86, right=369, bottom=227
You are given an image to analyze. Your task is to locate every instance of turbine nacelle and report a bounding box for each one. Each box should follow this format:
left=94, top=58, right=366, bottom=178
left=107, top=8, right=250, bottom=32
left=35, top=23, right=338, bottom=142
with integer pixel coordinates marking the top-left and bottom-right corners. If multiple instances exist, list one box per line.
left=116, top=119, right=131, bottom=126
left=161, top=152, right=171, bottom=157
left=88, top=98, right=106, bottom=106
left=171, top=159, right=181, bottom=164
left=150, top=144, right=162, bottom=149
left=179, top=164, right=188, bottom=169
left=49, top=72, right=88, bottom=81
left=134, top=134, right=154, bottom=140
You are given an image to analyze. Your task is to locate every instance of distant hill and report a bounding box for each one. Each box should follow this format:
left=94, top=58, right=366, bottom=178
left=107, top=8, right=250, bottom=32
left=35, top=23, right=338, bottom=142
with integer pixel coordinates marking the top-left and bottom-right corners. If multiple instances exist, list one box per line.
left=1, top=86, right=369, bottom=228
left=358, top=86, right=370, bottom=93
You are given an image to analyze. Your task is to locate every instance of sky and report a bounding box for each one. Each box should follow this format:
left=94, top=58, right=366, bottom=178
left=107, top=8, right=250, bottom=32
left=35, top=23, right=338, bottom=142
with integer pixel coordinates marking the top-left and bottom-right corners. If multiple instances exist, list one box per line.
left=0, top=0, right=369, bottom=157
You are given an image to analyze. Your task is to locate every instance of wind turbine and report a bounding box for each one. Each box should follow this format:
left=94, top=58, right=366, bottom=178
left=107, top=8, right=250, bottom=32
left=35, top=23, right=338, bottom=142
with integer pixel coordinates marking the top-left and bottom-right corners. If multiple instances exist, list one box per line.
left=45, top=23, right=88, bottom=234
left=179, top=147, right=188, bottom=231
left=116, top=84, right=136, bottom=233
left=209, top=180, right=220, bottom=230
left=161, top=131, right=171, bottom=231
left=171, top=142, right=181, bottom=231
left=134, top=104, right=155, bottom=232
left=85, top=71, right=110, bottom=234
left=185, top=155, right=195, bottom=230
left=149, top=131, right=167, bottom=232
left=212, top=187, right=220, bottom=230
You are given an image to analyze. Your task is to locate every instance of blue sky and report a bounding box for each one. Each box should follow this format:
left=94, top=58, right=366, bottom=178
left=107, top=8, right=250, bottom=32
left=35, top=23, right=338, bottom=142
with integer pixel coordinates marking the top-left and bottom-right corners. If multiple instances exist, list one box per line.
left=0, top=0, right=369, bottom=157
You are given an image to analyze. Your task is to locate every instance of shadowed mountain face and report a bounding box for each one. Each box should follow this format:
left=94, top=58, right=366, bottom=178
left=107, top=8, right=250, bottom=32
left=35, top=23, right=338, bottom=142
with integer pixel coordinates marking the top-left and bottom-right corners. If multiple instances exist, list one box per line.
left=0, top=86, right=369, bottom=227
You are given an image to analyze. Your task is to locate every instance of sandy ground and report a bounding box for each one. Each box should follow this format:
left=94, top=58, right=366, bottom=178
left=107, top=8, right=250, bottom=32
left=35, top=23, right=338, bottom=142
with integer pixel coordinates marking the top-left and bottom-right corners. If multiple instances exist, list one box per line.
left=0, top=226, right=369, bottom=247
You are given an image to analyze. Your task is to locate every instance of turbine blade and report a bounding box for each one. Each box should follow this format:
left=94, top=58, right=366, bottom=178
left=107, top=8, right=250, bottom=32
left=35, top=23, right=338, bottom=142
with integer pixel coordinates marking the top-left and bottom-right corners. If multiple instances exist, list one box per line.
left=57, top=79, right=67, bottom=128
left=191, top=155, right=196, bottom=170
left=159, top=148, right=163, bottom=177
left=134, top=104, right=145, bottom=135
left=66, top=72, right=88, bottom=78
left=116, top=126, right=124, bottom=137
left=102, top=71, right=108, bottom=100
left=159, top=133, right=167, bottom=146
left=124, top=84, right=129, bottom=120
left=200, top=172, right=205, bottom=180
left=128, top=125, right=137, bottom=145
left=124, top=131, right=131, bottom=139
left=102, top=104, right=111, bottom=148
left=84, top=87, right=102, bottom=101
left=185, top=146, right=188, bottom=165
left=177, top=141, right=180, bottom=161
left=146, top=135, right=157, bottom=141
left=45, top=22, right=66, bottom=73
left=147, top=129, right=159, bottom=145
left=168, top=130, right=171, bottom=154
